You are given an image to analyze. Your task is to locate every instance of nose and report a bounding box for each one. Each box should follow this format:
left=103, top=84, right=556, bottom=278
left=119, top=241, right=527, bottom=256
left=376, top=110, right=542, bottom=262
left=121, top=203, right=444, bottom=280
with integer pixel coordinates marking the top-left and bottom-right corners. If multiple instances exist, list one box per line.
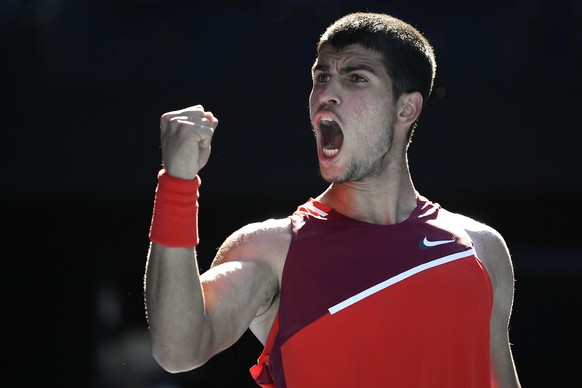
left=317, top=79, right=341, bottom=106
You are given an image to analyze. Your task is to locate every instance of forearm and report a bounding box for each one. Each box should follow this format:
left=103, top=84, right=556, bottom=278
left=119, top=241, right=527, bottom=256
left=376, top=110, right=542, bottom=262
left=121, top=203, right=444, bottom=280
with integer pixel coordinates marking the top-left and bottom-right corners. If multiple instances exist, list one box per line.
left=145, top=243, right=212, bottom=372
left=144, top=105, right=222, bottom=372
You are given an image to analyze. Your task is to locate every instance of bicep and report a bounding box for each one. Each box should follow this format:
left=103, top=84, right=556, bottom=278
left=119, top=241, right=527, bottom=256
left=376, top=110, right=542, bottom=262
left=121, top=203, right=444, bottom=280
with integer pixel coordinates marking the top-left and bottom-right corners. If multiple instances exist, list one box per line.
left=200, top=259, right=278, bottom=354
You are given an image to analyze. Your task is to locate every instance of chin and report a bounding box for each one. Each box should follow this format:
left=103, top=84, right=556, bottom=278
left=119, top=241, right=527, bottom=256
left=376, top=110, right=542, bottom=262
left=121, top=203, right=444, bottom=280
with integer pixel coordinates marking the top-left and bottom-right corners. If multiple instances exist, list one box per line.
left=318, top=167, right=345, bottom=184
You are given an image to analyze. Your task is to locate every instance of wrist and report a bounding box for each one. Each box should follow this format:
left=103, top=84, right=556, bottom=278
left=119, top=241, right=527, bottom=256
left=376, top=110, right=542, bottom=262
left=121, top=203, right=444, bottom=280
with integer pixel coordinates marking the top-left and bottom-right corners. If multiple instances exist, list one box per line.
left=149, top=168, right=201, bottom=247
left=163, top=164, right=199, bottom=181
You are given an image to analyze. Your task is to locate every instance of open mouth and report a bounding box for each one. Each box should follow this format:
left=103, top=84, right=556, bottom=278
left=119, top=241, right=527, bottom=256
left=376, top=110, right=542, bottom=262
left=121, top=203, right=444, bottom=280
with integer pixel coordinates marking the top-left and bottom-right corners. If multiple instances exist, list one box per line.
left=320, top=119, right=344, bottom=158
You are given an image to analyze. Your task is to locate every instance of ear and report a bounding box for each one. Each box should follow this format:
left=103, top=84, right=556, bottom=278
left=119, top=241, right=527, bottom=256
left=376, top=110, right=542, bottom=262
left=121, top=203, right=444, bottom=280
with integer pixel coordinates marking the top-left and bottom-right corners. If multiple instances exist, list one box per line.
left=395, top=91, right=423, bottom=127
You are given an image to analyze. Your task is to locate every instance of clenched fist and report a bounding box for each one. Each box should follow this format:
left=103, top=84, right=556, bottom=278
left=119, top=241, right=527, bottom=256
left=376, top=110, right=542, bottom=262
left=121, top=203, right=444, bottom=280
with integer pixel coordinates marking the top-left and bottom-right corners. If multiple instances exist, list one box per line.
left=160, top=105, right=219, bottom=180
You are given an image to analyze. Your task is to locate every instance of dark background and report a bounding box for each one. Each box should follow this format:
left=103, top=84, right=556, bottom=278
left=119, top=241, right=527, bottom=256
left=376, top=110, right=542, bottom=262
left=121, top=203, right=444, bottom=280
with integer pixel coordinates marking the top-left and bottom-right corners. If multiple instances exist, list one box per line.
left=2, top=0, right=581, bottom=387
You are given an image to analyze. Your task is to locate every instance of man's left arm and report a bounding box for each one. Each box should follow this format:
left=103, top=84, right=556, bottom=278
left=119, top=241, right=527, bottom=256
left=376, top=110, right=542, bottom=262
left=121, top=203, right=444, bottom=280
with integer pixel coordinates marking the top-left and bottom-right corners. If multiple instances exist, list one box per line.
left=465, top=219, right=522, bottom=388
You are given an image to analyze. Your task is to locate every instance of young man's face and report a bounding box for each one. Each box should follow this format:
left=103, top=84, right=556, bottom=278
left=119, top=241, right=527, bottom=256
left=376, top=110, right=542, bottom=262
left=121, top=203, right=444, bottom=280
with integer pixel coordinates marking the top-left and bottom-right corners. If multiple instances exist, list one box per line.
left=309, top=44, right=398, bottom=183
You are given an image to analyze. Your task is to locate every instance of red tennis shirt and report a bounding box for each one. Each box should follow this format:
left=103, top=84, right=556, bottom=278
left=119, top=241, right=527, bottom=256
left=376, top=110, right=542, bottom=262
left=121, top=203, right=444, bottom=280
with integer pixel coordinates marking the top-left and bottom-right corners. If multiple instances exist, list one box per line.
left=251, top=196, right=493, bottom=387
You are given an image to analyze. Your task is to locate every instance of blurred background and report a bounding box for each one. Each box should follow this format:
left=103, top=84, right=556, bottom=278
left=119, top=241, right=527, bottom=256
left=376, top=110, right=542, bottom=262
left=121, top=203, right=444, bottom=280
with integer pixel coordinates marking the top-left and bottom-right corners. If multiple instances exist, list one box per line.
left=2, top=0, right=580, bottom=386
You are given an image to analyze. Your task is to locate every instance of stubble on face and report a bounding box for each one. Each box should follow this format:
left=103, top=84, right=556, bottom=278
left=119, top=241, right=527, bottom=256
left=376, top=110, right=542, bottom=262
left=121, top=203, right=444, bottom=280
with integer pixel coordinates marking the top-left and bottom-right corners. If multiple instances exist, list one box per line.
left=320, top=104, right=396, bottom=184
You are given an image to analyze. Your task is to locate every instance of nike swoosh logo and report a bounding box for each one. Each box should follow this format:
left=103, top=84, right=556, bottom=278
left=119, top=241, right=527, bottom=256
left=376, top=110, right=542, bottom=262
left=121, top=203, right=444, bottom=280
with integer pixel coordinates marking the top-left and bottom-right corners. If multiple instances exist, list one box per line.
left=419, top=236, right=455, bottom=249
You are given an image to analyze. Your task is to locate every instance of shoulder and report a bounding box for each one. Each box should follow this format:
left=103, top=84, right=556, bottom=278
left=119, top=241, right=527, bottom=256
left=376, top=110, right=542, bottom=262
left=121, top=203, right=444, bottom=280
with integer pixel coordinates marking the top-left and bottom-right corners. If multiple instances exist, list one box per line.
left=213, top=217, right=292, bottom=280
left=449, top=212, right=514, bottom=292
left=454, top=212, right=507, bottom=252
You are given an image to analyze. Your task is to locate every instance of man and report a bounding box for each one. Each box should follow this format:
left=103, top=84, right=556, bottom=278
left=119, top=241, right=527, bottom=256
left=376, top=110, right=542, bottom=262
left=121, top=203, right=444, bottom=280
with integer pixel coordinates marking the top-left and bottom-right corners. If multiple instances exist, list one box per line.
left=144, top=12, right=521, bottom=387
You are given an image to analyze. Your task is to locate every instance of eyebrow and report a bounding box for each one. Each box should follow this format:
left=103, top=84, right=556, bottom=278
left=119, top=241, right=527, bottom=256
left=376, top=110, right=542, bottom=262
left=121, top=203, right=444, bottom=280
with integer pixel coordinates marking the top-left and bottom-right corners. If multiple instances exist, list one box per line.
left=312, top=62, right=379, bottom=75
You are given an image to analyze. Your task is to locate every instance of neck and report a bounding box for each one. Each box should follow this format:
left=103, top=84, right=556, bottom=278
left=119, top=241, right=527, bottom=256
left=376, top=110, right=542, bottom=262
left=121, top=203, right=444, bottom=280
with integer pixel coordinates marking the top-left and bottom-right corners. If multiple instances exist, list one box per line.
left=317, top=157, right=418, bottom=225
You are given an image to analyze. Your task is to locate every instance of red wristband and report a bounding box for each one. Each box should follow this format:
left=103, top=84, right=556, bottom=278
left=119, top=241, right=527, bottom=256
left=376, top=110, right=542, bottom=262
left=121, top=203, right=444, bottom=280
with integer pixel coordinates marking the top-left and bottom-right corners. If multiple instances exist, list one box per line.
left=149, top=168, right=201, bottom=247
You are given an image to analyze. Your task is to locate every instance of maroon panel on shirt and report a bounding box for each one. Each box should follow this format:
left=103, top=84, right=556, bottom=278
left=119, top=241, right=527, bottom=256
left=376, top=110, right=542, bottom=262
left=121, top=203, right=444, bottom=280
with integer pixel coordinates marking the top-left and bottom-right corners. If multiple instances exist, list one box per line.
left=279, top=197, right=474, bottom=342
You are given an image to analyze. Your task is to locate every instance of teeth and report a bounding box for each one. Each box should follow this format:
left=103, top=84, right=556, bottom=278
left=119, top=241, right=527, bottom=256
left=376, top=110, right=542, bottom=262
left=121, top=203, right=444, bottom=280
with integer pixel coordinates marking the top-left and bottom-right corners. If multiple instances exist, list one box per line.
left=323, top=148, right=339, bottom=157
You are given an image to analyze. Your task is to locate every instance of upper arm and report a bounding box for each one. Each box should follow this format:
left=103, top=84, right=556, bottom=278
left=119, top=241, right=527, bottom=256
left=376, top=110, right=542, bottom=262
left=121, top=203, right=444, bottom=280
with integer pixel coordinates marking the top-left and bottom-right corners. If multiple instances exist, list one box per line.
left=200, top=218, right=289, bottom=353
left=199, top=259, right=277, bottom=355
left=464, top=218, right=521, bottom=387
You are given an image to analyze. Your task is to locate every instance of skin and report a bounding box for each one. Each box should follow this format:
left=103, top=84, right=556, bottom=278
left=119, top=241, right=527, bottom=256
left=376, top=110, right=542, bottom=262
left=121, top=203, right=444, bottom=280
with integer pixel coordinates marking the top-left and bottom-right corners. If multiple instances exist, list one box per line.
left=144, top=44, right=521, bottom=386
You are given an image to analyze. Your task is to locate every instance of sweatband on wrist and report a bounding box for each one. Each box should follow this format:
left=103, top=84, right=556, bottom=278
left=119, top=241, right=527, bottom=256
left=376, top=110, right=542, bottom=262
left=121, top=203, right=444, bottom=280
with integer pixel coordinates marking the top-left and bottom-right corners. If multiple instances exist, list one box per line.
left=149, top=168, right=201, bottom=247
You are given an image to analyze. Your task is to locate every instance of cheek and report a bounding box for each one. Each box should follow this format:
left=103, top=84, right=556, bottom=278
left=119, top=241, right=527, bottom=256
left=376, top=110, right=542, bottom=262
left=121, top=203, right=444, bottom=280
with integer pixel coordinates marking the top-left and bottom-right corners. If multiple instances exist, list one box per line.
left=352, top=99, right=375, bottom=124
left=309, top=86, right=318, bottom=103
left=352, top=102, right=393, bottom=139
left=364, top=98, right=394, bottom=124
left=308, top=91, right=318, bottom=115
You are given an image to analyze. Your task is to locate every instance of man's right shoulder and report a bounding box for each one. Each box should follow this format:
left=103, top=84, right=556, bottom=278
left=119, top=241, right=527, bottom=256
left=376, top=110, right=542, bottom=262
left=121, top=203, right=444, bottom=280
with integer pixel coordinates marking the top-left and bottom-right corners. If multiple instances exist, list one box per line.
left=212, top=217, right=292, bottom=274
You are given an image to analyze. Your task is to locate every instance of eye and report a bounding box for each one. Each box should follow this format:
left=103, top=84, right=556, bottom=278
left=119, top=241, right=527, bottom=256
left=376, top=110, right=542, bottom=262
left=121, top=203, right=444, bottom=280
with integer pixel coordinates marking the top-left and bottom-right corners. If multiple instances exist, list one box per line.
left=351, top=74, right=367, bottom=82
left=314, top=73, right=330, bottom=83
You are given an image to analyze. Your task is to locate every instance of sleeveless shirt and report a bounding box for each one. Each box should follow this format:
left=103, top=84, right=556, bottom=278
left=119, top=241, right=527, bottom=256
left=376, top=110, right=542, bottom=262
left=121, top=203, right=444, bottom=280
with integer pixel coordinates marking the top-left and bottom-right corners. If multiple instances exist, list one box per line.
left=251, top=196, right=493, bottom=387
